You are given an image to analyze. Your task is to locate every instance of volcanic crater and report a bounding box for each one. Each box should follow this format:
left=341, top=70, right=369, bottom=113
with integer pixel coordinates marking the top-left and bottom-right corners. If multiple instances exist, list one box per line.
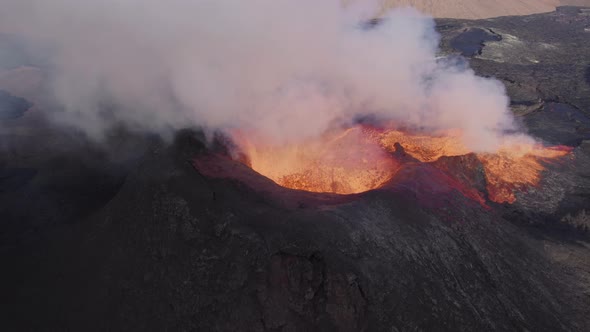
left=205, top=124, right=572, bottom=207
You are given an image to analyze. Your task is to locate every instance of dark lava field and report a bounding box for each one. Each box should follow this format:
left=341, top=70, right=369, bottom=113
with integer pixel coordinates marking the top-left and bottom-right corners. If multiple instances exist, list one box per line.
left=1, top=6, right=590, bottom=332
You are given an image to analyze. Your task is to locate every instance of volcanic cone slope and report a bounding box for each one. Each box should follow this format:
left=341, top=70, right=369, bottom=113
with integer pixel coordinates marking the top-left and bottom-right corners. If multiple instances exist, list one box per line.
left=7, top=132, right=581, bottom=331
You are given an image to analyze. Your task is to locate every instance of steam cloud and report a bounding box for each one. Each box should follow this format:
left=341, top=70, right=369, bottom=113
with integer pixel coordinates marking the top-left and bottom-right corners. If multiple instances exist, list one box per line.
left=0, top=0, right=527, bottom=151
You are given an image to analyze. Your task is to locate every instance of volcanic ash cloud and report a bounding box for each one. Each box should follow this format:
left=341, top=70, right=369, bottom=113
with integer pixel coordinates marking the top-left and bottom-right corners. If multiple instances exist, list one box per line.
left=0, top=0, right=527, bottom=151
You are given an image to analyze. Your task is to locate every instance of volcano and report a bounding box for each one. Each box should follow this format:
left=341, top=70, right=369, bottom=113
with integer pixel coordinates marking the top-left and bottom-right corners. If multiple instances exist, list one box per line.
left=12, top=129, right=582, bottom=331
left=2, top=5, right=590, bottom=332
left=2, top=127, right=590, bottom=331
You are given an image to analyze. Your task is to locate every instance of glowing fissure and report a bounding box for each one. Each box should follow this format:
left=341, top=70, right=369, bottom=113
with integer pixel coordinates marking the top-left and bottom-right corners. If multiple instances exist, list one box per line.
left=233, top=125, right=571, bottom=203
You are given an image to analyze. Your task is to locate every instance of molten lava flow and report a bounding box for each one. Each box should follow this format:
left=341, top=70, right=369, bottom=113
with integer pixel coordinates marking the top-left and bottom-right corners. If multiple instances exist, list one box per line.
left=476, top=145, right=571, bottom=203
left=233, top=126, right=399, bottom=194
left=379, top=129, right=470, bottom=161
left=231, top=124, right=571, bottom=202
left=377, top=130, right=572, bottom=204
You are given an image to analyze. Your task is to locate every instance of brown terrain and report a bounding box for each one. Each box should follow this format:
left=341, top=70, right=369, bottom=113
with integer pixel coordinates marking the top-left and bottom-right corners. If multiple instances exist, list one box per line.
left=374, top=0, right=590, bottom=18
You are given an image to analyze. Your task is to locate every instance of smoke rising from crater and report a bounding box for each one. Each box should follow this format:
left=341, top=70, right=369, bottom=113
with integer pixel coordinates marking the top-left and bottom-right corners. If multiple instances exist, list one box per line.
left=0, top=0, right=527, bottom=151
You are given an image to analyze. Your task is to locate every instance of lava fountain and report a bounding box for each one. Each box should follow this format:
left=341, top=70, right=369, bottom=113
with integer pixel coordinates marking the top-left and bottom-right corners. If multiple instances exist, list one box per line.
left=230, top=125, right=572, bottom=203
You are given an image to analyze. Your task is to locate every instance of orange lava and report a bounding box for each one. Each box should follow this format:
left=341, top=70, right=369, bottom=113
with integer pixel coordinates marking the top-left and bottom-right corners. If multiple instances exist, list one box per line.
left=233, top=126, right=399, bottom=194
left=379, top=129, right=469, bottom=161
left=378, top=130, right=572, bottom=203
left=476, top=145, right=571, bottom=203
left=231, top=125, right=571, bottom=202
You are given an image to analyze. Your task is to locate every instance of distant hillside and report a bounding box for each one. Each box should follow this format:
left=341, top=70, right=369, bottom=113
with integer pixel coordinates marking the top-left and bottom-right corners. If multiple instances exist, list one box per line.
left=372, top=0, right=590, bottom=18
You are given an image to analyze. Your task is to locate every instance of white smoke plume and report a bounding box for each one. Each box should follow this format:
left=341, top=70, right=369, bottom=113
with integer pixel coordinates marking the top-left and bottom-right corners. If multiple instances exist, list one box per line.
left=0, top=0, right=526, bottom=151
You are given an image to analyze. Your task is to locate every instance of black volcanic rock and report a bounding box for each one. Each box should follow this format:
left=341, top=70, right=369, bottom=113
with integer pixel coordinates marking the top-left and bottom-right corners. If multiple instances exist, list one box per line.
left=441, top=7, right=590, bottom=123
left=450, top=28, right=502, bottom=56
left=525, top=102, right=590, bottom=145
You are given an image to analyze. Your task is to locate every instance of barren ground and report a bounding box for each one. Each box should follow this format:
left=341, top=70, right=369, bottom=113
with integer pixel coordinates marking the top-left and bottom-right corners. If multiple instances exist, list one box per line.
left=375, top=0, right=590, bottom=18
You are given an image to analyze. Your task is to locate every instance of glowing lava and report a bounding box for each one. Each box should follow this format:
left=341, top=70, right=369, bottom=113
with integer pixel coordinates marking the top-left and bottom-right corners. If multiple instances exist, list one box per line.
left=476, top=145, right=572, bottom=203
left=377, top=131, right=571, bottom=203
left=234, top=126, right=399, bottom=194
left=231, top=125, right=571, bottom=203
left=379, top=129, right=470, bottom=161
